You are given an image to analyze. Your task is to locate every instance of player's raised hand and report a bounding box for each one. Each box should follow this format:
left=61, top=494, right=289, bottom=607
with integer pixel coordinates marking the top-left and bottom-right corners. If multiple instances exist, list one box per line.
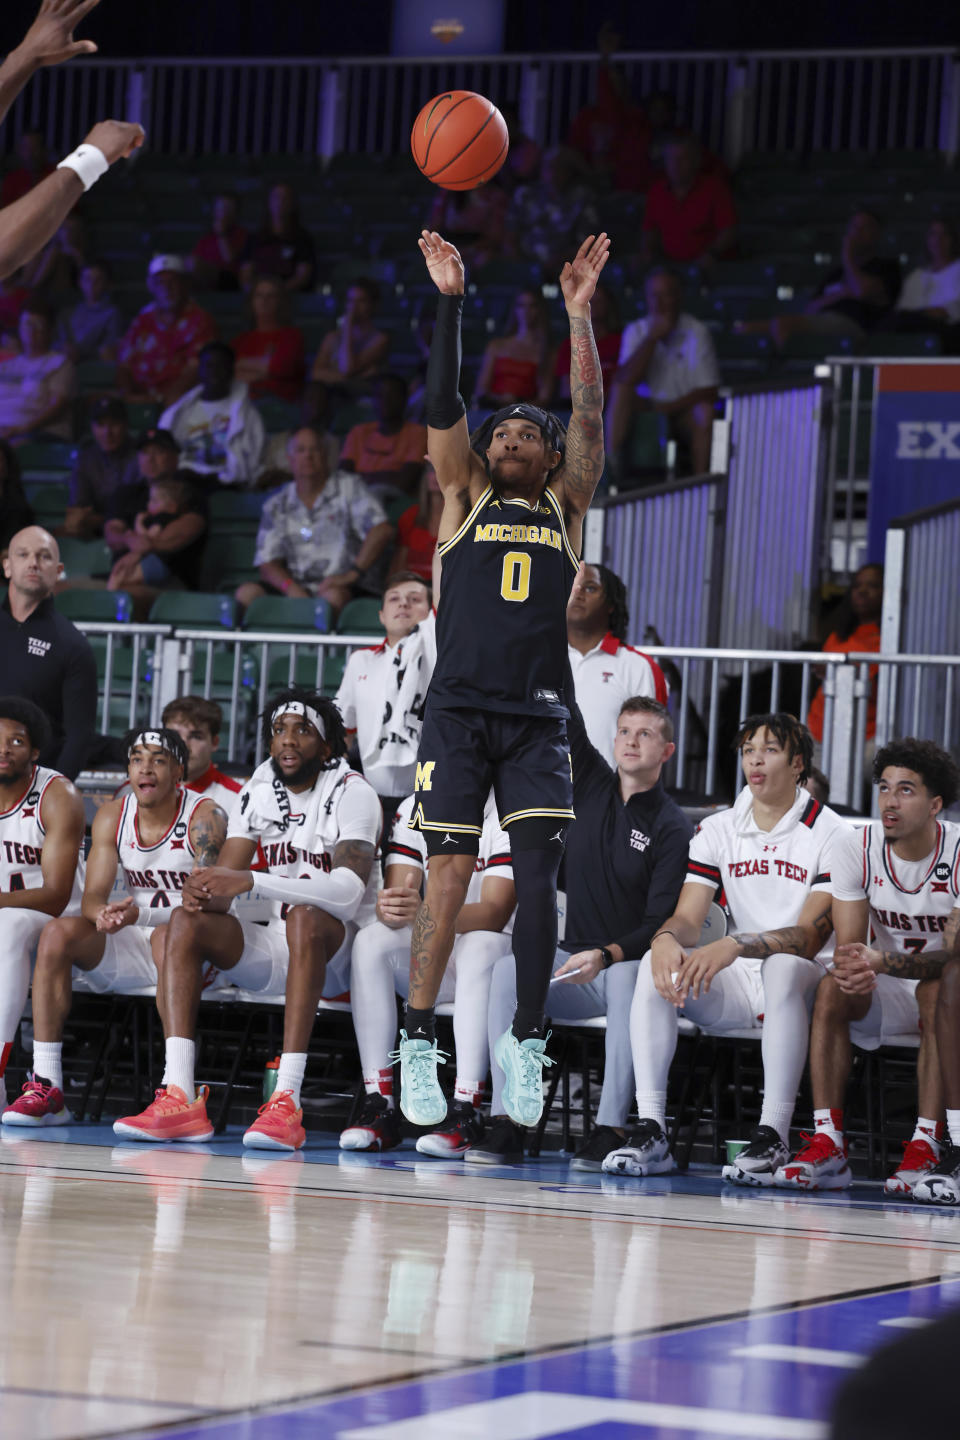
left=559, top=232, right=610, bottom=311
left=83, top=120, right=146, bottom=164
left=95, top=898, right=137, bottom=933
left=418, top=230, right=465, bottom=296
left=18, top=0, right=100, bottom=69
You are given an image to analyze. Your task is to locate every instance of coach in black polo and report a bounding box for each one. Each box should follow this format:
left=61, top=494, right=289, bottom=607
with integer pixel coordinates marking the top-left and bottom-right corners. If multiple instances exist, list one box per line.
left=2, top=527, right=97, bottom=779
left=475, top=681, right=693, bottom=1169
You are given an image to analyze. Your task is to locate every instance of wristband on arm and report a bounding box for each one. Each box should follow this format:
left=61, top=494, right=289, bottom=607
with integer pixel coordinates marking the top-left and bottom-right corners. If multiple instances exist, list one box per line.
left=425, top=294, right=467, bottom=430
left=56, top=144, right=109, bottom=193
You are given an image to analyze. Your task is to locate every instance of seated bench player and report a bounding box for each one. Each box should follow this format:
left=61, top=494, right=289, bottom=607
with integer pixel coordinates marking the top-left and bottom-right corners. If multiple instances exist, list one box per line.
left=339, top=789, right=515, bottom=1157
left=3, top=728, right=227, bottom=1128
left=776, top=739, right=960, bottom=1196
left=473, top=691, right=691, bottom=1169
left=113, top=696, right=243, bottom=814
left=0, top=698, right=85, bottom=1118
left=603, top=712, right=846, bottom=1184
left=126, top=689, right=381, bottom=1149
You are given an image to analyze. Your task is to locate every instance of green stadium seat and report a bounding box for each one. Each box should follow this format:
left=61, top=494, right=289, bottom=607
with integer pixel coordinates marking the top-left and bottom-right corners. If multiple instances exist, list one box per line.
left=856, top=332, right=942, bottom=358
left=57, top=537, right=113, bottom=579
left=17, top=440, right=75, bottom=472
left=625, top=412, right=669, bottom=473
left=207, top=490, right=266, bottom=533
left=384, top=493, right=413, bottom=525
left=254, top=396, right=302, bottom=433
left=337, top=597, right=385, bottom=636
left=201, top=534, right=258, bottom=591
left=24, top=480, right=70, bottom=526
left=149, top=592, right=237, bottom=629
left=55, top=589, right=133, bottom=623
left=267, top=647, right=346, bottom=698
left=75, top=360, right=118, bottom=392
left=242, top=595, right=331, bottom=632
left=781, top=331, right=855, bottom=359
left=124, top=401, right=161, bottom=432
left=330, top=402, right=374, bottom=437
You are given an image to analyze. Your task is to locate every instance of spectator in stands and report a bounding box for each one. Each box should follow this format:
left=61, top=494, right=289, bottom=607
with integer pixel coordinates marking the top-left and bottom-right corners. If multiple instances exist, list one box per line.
left=103, top=427, right=181, bottom=559
left=238, top=423, right=392, bottom=618
left=607, top=268, right=720, bottom=477
left=336, top=571, right=434, bottom=821
left=0, top=297, right=75, bottom=441
left=310, top=278, right=390, bottom=396
left=0, top=442, right=33, bottom=556
left=475, top=287, right=554, bottom=407
left=106, top=473, right=208, bottom=613
left=158, top=342, right=265, bottom=489
left=340, top=373, right=427, bottom=501
left=641, top=132, right=736, bottom=268
left=426, top=184, right=507, bottom=270
left=389, top=460, right=441, bottom=584
left=475, top=691, right=692, bottom=1168
left=507, top=147, right=599, bottom=275
left=117, top=254, right=217, bottom=407
left=498, top=103, right=541, bottom=191
left=191, top=192, right=249, bottom=292
left=741, top=211, right=901, bottom=348
left=892, top=218, right=960, bottom=336
left=232, top=274, right=306, bottom=401
left=161, top=697, right=242, bottom=813
left=240, top=182, right=316, bottom=294
left=63, top=398, right=139, bottom=538
left=22, top=212, right=89, bottom=302
left=54, top=258, right=122, bottom=364
left=567, top=23, right=653, bottom=194
left=0, top=526, right=96, bottom=779
left=567, top=563, right=668, bottom=767
left=807, top=562, right=883, bottom=755
left=256, top=380, right=340, bottom=489
left=0, top=129, right=52, bottom=208
left=552, top=282, right=621, bottom=403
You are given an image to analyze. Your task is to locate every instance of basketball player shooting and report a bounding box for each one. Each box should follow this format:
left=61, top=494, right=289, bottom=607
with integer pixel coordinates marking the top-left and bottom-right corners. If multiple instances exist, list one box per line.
left=396, top=226, right=610, bottom=1131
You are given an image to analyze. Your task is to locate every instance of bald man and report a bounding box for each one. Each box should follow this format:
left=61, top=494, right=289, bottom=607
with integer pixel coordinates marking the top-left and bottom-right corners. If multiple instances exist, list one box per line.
left=1, top=527, right=97, bottom=779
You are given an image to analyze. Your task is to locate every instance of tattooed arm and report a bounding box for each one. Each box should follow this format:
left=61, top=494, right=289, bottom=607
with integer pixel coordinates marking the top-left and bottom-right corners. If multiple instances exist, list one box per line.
left=331, top=837, right=376, bottom=885
left=553, top=233, right=611, bottom=536
left=835, top=908, right=960, bottom=985
left=188, top=800, right=228, bottom=868
left=673, top=892, right=833, bottom=1005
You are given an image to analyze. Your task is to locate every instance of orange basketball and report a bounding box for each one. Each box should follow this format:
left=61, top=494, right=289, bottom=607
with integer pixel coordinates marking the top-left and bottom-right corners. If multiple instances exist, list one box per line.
left=410, top=90, right=509, bottom=191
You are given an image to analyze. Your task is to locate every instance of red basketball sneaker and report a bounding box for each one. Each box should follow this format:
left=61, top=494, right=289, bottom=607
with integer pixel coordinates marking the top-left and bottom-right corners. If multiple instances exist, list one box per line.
left=885, top=1137, right=940, bottom=1196
left=2, top=1077, right=71, bottom=1127
left=243, top=1090, right=305, bottom=1151
left=775, top=1130, right=852, bottom=1190
left=113, top=1086, right=214, bottom=1142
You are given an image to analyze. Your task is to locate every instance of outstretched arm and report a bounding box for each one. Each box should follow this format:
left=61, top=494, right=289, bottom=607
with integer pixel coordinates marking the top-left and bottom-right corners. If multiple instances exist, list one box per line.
left=0, top=0, right=99, bottom=126
left=555, top=233, right=610, bottom=520
left=417, top=230, right=485, bottom=507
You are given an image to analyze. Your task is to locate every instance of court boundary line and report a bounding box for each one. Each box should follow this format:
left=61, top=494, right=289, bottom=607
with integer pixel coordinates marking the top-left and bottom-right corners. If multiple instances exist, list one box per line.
left=84, top=1272, right=952, bottom=1440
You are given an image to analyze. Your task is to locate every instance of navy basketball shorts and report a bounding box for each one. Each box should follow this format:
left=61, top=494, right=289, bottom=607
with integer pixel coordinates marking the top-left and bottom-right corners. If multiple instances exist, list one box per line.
left=410, top=703, right=574, bottom=853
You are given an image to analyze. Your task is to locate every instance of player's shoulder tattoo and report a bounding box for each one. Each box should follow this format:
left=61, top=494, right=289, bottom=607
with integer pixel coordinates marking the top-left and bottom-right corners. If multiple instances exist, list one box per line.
left=332, top=837, right=376, bottom=882
left=190, top=801, right=228, bottom=868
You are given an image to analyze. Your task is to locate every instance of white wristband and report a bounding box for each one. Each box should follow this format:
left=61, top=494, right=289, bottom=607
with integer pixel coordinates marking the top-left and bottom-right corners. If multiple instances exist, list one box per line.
left=56, top=143, right=109, bottom=193
left=135, top=906, right=165, bottom=928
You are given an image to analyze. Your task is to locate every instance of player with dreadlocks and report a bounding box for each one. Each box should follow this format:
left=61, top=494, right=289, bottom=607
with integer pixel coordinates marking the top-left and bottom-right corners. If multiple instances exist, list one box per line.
left=567, top=561, right=668, bottom=766
left=395, top=226, right=610, bottom=1136
left=149, top=689, right=383, bottom=1150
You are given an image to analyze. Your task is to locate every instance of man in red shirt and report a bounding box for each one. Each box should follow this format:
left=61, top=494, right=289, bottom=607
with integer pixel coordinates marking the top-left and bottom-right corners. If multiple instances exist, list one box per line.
left=117, top=254, right=216, bottom=407
left=641, top=133, right=737, bottom=268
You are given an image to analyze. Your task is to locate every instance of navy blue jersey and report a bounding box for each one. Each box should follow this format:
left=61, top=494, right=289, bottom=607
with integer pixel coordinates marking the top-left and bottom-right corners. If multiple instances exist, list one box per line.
left=429, top=484, right=579, bottom=718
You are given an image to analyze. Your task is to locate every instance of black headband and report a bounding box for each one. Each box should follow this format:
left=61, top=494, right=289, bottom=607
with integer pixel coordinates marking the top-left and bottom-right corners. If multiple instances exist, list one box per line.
left=471, top=404, right=567, bottom=467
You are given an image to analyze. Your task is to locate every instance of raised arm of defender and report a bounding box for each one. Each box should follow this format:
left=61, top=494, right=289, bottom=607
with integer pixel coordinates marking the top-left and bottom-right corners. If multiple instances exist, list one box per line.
left=553, top=232, right=610, bottom=527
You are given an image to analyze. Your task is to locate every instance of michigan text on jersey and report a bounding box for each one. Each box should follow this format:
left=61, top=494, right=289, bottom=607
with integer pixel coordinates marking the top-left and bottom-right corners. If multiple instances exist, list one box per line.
left=473, top=522, right=563, bottom=548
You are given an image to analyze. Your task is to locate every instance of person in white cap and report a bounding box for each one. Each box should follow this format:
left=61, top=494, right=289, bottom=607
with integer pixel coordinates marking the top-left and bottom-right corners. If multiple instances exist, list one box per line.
left=117, top=254, right=216, bottom=408
left=0, top=1, right=144, bottom=281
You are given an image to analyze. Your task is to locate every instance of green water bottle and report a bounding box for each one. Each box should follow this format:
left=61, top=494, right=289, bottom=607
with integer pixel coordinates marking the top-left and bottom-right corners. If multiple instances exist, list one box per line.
left=262, top=1056, right=281, bottom=1103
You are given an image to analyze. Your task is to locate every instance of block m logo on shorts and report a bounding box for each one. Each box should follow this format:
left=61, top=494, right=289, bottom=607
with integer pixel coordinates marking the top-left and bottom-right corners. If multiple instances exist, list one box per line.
left=415, top=761, right=436, bottom=792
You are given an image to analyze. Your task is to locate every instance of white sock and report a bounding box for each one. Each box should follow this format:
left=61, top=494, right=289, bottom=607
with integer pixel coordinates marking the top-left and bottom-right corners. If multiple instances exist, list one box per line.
left=813, top=1107, right=844, bottom=1146
left=164, top=1038, right=196, bottom=1102
left=634, top=1091, right=667, bottom=1130
left=454, top=1079, right=483, bottom=1108
left=759, top=1101, right=794, bottom=1145
left=947, top=1109, right=960, bottom=1147
left=33, top=1041, right=63, bottom=1093
left=276, top=1052, right=307, bottom=1107
left=363, top=1067, right=395, bottom=1110
left=912, top=1116, right=943, bottom=1151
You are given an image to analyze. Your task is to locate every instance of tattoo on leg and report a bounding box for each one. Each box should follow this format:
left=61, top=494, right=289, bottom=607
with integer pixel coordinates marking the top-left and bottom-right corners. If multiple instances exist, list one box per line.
left=410, top=901, right=437, bottom=991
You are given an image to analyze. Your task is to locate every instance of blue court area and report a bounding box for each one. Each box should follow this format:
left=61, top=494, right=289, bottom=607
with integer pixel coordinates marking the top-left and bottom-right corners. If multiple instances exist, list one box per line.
left=5, top=1121, right=959, bottom=1440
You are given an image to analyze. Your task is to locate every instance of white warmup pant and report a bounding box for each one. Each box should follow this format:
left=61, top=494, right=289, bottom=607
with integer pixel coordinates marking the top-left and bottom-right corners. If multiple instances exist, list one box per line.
left=0, top=908, right=48, bottom=1042
left=349, top=920, right=512, bottom=1084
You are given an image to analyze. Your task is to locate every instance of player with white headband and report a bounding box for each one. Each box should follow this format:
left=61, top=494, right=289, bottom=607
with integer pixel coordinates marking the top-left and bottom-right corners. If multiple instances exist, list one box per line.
left=7, top=726, right=228, bottom=1132
left=134, top=687, right=381, bottom=1151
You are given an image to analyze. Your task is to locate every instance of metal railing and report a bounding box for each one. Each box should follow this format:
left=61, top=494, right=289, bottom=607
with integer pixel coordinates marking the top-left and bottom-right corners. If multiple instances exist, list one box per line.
left=79, top=622, right=171, bottom=736
left=5, top=48, right=958, bottom=162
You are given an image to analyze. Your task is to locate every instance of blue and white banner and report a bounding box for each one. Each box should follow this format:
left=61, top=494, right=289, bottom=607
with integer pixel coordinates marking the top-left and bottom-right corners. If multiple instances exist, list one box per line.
left=868, top=363, right=960, bottom=560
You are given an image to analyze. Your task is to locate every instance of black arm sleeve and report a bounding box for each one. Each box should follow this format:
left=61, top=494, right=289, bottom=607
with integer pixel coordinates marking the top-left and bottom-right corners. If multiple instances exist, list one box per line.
left=54, top=641, right=98, bottom=780
left=425, top=294, right=467, bottom=431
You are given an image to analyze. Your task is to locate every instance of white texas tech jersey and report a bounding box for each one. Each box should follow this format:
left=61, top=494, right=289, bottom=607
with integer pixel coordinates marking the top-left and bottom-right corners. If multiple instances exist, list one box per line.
left=386, top=793, right=515, bottom=932
left=0, top=764, right=83, bottom=911
left=117, top=787, right=213, bottom=914
left=685, top=786, right=847, bottom=964
left=831, top=819, right=960, bottom=953
left=228, top=757, right=381, bottom=926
